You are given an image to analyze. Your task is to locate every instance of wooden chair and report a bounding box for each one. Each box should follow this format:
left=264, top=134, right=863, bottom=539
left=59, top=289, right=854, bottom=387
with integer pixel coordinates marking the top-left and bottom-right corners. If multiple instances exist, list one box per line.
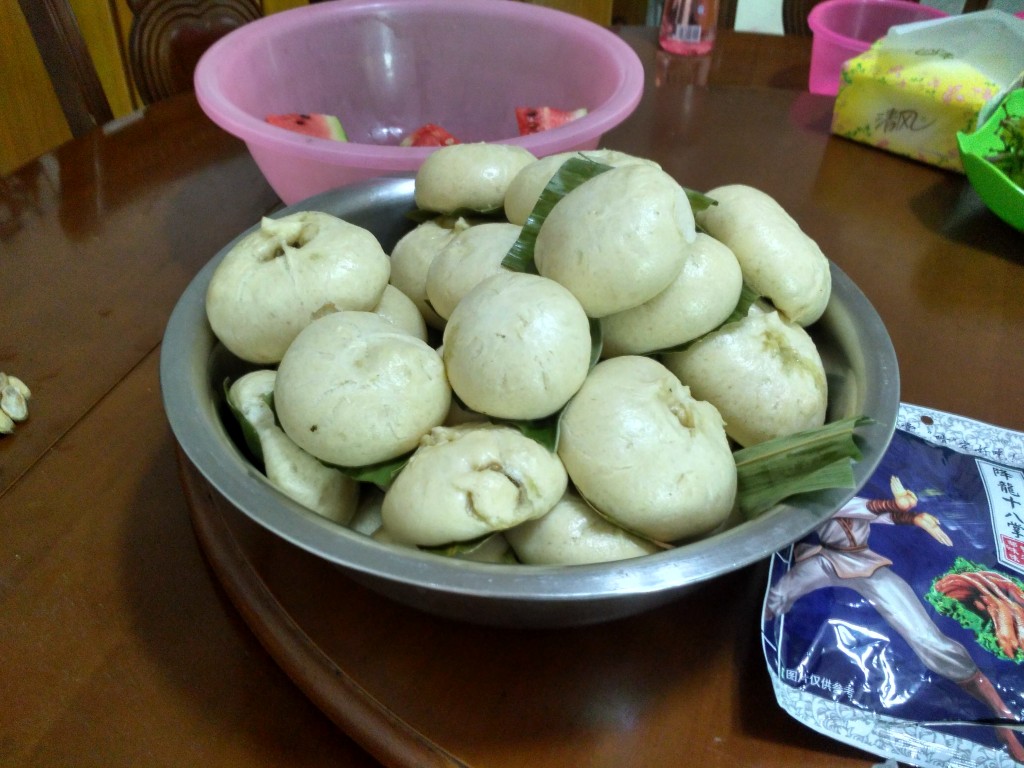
left=17, top=0, right=113, bottom=137
left=781, top=0, right=825, bottom=35
left=719, top=0, right=739, bottom=31
left=127, top=0, right=262, bottom=104
left=19, top=0, right=263, bottom=139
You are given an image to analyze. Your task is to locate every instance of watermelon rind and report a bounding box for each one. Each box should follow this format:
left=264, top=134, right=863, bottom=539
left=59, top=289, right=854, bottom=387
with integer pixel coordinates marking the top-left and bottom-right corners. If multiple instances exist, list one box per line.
left=265, top=113, right=348, bottom=141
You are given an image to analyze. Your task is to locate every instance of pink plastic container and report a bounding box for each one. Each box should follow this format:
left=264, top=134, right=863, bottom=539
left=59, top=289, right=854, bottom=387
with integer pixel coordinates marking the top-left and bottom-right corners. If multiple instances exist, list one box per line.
left=807, top=0, right=948, bottom=96
left=194, top=0, right=644, bottom=205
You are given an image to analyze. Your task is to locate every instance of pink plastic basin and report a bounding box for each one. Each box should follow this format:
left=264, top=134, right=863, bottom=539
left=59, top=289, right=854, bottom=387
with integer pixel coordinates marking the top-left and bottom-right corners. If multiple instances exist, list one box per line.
left=807, top=0, right=948, bottom=96
left=194, top=0, right=645, bottom=204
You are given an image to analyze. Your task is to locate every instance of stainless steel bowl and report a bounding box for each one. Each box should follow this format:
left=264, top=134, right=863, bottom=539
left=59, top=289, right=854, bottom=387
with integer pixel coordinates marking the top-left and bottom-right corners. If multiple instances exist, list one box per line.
left=160, top=176, right=900, bottom=628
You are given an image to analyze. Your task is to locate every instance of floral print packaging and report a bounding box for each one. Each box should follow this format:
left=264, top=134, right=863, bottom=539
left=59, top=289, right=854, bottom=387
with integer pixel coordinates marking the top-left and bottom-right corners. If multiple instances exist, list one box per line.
left=830, top=10, right=1024, bottom=172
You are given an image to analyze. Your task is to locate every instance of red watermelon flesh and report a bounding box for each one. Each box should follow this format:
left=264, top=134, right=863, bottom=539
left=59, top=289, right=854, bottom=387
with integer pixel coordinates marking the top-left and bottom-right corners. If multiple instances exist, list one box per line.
left=266, top=113, right=348, bottom=141
left=400, top=123, right=461, bottom=147
left=515, top=106, right=588, bottom=135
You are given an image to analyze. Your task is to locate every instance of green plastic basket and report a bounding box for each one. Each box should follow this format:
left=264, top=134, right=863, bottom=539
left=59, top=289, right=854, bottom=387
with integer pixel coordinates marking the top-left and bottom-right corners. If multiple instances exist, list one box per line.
left=957, top=88, right=1024, bottom=233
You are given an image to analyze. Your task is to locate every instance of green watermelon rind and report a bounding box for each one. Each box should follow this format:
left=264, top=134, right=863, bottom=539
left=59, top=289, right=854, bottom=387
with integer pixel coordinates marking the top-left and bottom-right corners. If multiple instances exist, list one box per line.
left=266, top=113, right=348, bottom=142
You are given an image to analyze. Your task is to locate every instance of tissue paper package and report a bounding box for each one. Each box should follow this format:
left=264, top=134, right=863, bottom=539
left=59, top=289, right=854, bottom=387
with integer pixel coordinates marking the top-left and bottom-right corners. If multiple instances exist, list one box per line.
left=762, top=404, right=1024, bottom=768
left=831, top=10, right=1024, bottom=172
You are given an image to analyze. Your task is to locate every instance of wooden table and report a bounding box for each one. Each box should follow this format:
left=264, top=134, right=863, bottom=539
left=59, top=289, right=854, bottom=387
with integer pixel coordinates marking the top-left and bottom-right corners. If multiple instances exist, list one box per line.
left=2, top=28, right=1021, bottom=768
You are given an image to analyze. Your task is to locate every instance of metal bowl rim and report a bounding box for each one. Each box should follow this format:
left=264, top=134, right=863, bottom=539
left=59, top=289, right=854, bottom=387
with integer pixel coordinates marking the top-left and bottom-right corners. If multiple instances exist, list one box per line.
left=160, top=176, right=900, bottom=605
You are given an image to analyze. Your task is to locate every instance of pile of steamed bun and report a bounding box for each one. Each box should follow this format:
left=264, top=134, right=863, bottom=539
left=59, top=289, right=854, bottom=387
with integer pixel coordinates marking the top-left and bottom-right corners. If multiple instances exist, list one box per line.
left=206, top=142, right=833, bottom=566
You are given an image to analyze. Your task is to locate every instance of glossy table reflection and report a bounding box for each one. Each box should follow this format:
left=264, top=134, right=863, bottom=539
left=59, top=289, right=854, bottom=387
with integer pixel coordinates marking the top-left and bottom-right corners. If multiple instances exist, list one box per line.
left=2, top=28, right=1022, bottom=768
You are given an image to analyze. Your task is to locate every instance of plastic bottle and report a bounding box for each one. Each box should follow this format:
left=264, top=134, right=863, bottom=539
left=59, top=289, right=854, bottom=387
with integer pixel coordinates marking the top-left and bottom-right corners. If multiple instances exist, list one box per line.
left=659, top=0, right=719, bottom=56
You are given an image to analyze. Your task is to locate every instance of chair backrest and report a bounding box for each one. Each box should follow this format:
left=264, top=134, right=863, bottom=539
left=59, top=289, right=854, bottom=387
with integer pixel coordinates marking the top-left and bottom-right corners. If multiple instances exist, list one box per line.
left=127, top=0, right=263, bottom=104
left=18, top=0, right=263, bottom=136
left=17, top=0, right=114, bottom=137
left=719, top=0, right=739, bottom=31
left=781, top=0, right=826, bottom=35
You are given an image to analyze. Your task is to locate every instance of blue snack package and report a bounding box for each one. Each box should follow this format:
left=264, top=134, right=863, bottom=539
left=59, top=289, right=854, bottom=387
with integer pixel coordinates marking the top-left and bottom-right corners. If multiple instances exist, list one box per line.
left=762, top=404, right=1024, bottom=767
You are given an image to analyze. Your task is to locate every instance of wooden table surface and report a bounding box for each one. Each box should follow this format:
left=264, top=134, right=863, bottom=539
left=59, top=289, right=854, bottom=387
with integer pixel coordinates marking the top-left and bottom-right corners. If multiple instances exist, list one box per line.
left=2, top=28, right=1022, bottom=768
